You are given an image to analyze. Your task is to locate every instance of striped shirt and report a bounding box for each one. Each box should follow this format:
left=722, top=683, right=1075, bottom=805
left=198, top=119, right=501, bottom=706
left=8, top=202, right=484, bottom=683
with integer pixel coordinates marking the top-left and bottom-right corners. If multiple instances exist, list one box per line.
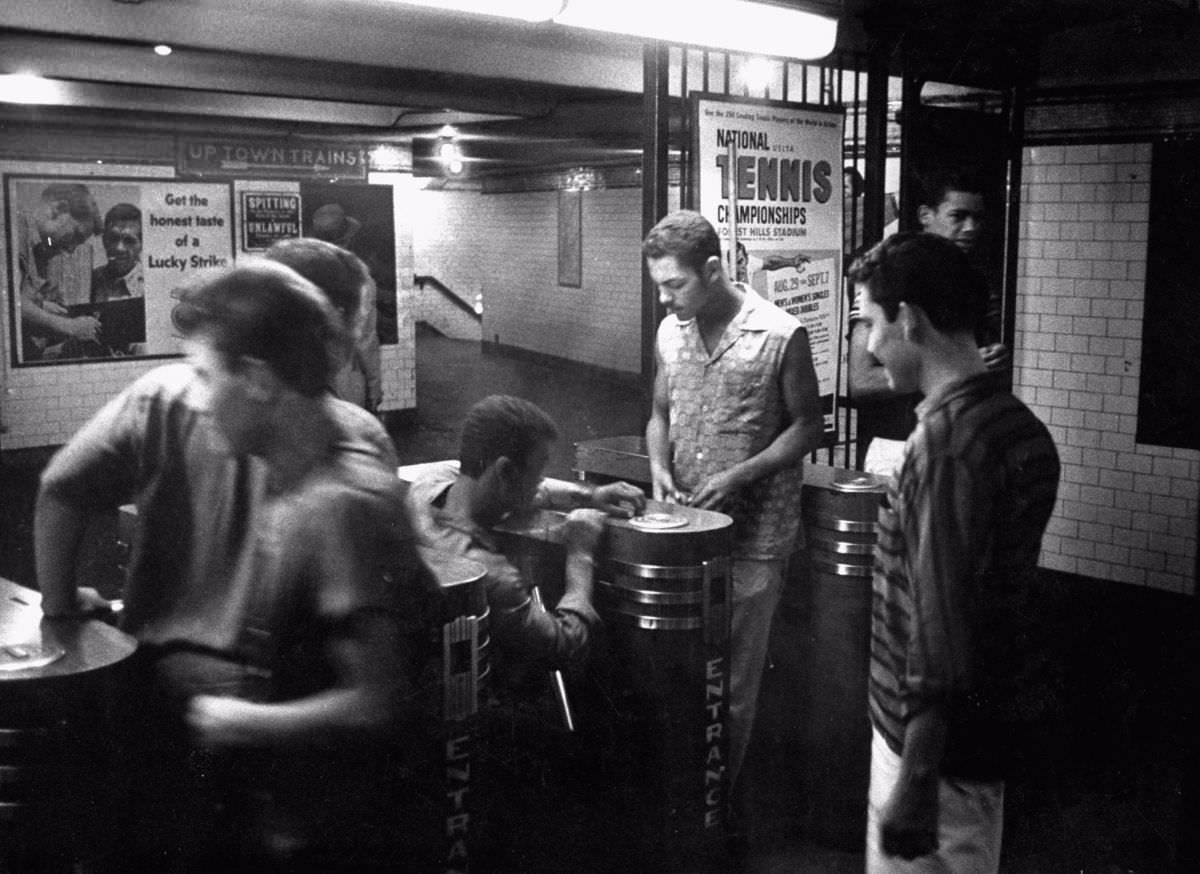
left=868, top=371, right=1060, bottom=780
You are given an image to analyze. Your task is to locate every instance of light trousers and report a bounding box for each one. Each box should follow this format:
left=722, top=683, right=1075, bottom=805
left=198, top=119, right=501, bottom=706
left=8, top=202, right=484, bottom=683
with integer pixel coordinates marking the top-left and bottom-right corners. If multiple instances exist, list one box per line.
left=727, top=556, right=786, bottom=788
left=866, top=728, right=1005, bottom=874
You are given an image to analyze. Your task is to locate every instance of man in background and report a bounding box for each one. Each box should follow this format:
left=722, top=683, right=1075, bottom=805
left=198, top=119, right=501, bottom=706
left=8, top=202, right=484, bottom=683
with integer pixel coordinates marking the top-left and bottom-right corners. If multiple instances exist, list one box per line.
left=642, top=210, right=824, bottom=828
left=309, top=203, right=383, bottom=410
left=267, top=236, right=381, bottom=412
left=17, top=181, right=103, bottom=360
left=36, top=261, right=424, bottom=871
left=846, top=169, right=1008, bottom=469
left=849, top=233, right=1059, bottom=873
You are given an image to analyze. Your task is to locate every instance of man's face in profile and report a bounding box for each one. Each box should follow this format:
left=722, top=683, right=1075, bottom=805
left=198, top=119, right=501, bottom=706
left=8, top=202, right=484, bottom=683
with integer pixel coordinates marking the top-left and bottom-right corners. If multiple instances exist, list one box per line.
left=103, top=220, right=143, bottom=277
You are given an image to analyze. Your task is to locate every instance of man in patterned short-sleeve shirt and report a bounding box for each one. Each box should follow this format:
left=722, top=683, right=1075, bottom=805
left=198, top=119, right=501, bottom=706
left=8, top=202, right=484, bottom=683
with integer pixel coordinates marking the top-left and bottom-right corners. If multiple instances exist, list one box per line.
left=643, top=210, right=825, bottom=811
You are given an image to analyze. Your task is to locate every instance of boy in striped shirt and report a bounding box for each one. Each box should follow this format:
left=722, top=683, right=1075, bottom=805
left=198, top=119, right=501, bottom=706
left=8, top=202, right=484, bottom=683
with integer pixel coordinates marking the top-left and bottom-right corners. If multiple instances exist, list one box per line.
left=848, top=232, right=1060, bottom=873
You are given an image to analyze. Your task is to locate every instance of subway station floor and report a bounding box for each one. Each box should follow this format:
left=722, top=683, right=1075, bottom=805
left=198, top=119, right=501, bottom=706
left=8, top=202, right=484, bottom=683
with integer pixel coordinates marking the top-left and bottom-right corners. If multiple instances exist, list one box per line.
left=1, top=331, right=1197, bottom=872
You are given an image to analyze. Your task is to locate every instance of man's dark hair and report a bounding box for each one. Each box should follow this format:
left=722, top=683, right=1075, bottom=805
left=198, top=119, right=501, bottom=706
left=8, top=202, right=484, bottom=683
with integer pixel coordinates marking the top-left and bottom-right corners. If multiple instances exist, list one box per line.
left=458, top=394, right=559, bottom=479
left=41, top=182, right=101, bottom=231
left=917, top=167, right=986, bottom=210
left=171, top=261, right=343, bottom=397
left=642, top=209, right=722, bottom=276
left=103, top=203, right=142, bottom=231
left=265, top=237, right=369, bottom=329
left=847, top=232, right=987, bottom=334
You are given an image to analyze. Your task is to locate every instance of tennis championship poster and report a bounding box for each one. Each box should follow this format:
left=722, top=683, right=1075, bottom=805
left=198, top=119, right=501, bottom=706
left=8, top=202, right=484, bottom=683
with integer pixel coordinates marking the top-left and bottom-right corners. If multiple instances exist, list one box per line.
left=692, top=95, right=844, bottom=441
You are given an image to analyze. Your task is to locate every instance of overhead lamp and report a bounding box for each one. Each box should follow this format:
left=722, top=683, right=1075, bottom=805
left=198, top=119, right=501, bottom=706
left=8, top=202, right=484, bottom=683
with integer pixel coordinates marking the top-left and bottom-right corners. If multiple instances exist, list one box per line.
left=555, top=0, right=838, bottom=60
left=389, top=0, right=836, bottom=59
left=391, top=0, right=565, bottom=22
left=739, top=56, right=774, bottom=93
left=435, top=138, right=466, bottom=175
left=0, top=74, right=68, bottom=105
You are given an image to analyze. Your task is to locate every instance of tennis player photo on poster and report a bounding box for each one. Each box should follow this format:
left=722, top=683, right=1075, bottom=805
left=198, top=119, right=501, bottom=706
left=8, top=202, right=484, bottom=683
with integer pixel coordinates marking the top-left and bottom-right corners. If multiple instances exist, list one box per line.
left=6, top=175, right=233, bottom=365
left=691, top=94, right=844, bottom=441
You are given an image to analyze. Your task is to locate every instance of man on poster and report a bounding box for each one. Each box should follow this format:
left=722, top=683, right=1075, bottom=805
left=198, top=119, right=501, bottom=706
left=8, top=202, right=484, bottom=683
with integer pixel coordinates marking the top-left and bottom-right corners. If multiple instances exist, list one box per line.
left=643, top=209, right=824, bottom=833
left=17, top=182, right=103, bottom=361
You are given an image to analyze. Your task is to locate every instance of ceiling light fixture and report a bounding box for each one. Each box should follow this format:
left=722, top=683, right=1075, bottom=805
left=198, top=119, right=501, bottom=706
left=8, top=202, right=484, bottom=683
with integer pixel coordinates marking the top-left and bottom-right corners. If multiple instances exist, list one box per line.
left=555, top=0, right=838, bottom=60
left=0, top=73, right=68, bottom=105
left=391, top=0, right=565, bottom=22
left=739, top=56, right=774, bottom=93
left=389, top=0, right=837, bottom=59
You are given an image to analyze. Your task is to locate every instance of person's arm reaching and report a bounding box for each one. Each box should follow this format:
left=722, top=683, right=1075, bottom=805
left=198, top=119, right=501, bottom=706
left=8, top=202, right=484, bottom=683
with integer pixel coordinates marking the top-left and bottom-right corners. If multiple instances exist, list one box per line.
left=645, top=345, right=685, bottom=504
left=186, top=609, right=402, bottom=748
left=536, top=478, right=645, bottom=518
left=881, top=455, right=992, bottom=860
left=34, top=489, right=110, bottom=617
left=186, top=488, right=408, bottom=748
left=560, top=508, right=605, bottom=605
left=879, top=703, right=946, bottom=859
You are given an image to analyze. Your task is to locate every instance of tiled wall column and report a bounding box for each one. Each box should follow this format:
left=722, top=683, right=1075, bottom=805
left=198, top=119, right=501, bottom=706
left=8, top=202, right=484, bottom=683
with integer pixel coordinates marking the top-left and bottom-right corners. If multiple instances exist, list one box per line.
left=1016, top=142, right=1198, bottom=593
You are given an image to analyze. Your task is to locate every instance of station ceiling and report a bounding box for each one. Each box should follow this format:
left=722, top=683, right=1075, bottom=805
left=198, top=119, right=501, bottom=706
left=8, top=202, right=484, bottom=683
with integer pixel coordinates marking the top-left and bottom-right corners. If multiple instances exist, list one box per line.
left=1, top=0, right=1196, bottom=178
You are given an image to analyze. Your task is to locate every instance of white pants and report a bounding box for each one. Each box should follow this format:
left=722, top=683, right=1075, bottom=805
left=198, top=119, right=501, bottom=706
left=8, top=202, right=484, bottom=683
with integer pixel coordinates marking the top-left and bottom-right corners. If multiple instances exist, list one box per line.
left=866, top=728, right=1004, bottom=874
left=727, top=556, right=786, bottom=788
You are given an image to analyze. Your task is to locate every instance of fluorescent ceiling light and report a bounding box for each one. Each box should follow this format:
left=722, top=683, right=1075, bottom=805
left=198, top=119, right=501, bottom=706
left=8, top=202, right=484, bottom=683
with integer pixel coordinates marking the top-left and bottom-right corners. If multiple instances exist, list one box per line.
left=390, top=0, right=837, bottom=59
left=739, top=56, right=774, bottom=92
left=0, top=73, right=69, bottom=105
left=392, top=0, right=565, bottom=22
left=555, top=0, right=838, bottom=60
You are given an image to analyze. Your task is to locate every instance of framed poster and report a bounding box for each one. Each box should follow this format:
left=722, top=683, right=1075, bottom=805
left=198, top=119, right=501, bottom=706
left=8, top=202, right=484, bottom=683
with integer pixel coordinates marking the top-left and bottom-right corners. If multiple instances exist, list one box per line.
left=691, top=94, right=844, bottom=443
left=6, top=175, right=233, bottom=365
left=299, top=182, right=399, bottom=345
left=242, top=191, right=301, bottom=252
left=1139, top=138, right=1200, bottom=450
left=558, top=189, right=582, bottom=288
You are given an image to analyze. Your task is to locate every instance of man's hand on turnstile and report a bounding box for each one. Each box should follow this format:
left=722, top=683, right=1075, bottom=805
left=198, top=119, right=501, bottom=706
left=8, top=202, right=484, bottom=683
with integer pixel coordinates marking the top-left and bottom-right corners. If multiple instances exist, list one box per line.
left=590, top=481, right=646, bottom=518
left=688, top=466, right=751, bottom=511
left=649, top=468, right=690, bottom=506
left=563, top=509, right=606, bottom=555
left=40, top=586, right=116, bottom=621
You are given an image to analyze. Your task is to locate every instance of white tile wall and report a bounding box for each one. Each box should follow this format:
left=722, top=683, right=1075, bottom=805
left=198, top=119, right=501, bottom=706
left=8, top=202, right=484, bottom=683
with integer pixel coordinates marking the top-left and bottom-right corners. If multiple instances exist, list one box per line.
left=1017, top=142, right=1198, bottom=593
left=413, top=186, right=644, bottom=374
left=413, top=279, right=482, bottom=341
